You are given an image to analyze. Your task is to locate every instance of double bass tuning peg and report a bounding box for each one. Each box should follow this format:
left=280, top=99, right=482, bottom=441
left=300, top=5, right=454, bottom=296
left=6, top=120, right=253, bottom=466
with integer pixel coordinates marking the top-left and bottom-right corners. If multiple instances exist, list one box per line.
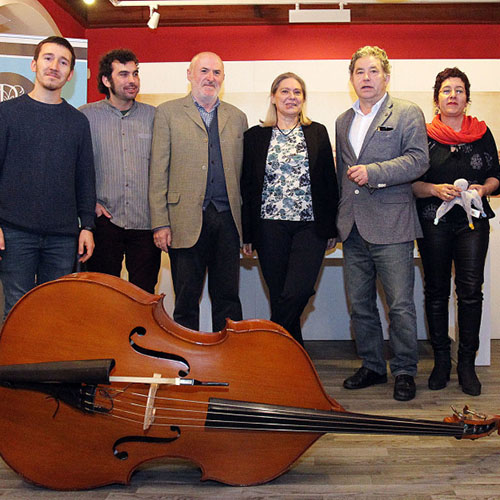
left=451, top=405, right=487, bottom=421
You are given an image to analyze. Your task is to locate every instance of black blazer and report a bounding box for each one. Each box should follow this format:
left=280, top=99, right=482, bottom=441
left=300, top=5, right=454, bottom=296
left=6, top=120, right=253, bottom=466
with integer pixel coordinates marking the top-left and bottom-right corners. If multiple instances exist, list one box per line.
left=241, top=121, right=339, bottom=247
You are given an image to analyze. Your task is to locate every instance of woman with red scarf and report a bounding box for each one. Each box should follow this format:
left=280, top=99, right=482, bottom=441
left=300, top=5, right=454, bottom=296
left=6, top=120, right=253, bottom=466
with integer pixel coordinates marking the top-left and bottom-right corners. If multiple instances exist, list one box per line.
left=413, top=67, right=500, bottom=396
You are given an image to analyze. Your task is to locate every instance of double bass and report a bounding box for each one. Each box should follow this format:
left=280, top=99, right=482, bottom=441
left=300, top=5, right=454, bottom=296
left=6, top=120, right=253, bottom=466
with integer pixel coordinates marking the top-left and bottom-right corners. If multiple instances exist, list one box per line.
left=0, top=272, right=498, bottom=490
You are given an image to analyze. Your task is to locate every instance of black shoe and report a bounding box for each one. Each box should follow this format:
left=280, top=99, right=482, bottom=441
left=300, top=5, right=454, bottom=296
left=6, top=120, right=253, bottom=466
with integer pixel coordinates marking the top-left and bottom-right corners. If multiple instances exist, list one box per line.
left=457, top=355, right=481, bottom=396
left=343, top=366, right=387, bottom=390
left=394, top=374, right=416, bottom=401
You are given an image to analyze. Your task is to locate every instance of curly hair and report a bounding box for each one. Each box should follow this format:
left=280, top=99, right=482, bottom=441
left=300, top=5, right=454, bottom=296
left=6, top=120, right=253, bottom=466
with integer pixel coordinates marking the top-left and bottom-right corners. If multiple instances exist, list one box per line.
left=348, top=46, right=391, bottom=76
left=97, top=49, right=139, bottom=97
left=433, top=67, right=471, bottom=105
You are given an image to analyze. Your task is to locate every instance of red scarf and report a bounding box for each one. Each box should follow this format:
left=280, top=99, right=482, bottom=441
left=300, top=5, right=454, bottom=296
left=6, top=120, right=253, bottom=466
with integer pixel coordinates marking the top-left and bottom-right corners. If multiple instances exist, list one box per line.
left=426, top=114, right=487, bottom=145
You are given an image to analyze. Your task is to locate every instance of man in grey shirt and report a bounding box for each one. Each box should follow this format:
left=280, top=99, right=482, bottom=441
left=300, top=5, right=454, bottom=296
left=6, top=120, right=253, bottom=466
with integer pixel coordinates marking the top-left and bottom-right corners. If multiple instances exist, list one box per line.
left=335, top=46, right=429, bottom=401
left=80, top=49, right=160, bottom=294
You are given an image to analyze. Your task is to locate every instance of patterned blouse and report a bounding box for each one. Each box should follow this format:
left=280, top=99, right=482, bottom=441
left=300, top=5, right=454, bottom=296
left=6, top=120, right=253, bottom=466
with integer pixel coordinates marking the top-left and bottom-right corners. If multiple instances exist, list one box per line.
left=261, top=126, right=314, bottom=221
left=416, top=128, right=500, bottom=224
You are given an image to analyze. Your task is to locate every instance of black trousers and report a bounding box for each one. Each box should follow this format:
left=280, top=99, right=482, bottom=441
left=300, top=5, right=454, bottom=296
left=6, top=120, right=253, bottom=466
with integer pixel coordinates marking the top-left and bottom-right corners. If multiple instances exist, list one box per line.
left=256, top=219, right=327, bottom=346
left=168, top=204, right=242, bottom=332
left=417, top=218, right=489, bottom=356
left=87, top=216, right=161, bottom=294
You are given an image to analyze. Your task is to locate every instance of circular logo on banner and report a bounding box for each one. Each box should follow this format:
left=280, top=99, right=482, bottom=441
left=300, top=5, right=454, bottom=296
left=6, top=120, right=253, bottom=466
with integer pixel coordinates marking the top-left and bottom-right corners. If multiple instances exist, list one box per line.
left=0, top=73, right=34, bottom=102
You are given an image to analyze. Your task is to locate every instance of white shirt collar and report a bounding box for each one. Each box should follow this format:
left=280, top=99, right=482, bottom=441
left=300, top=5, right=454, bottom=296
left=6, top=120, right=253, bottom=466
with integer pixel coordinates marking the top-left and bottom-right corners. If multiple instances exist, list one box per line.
left=352, top=93, right=388, bottom=117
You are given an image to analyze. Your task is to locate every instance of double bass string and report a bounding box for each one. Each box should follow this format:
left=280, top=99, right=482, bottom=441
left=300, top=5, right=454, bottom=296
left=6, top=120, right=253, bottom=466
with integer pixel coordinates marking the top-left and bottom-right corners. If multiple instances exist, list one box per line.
left=91, top=384, right=465, bottom=437
left=99, top=386, right=464, bottom=436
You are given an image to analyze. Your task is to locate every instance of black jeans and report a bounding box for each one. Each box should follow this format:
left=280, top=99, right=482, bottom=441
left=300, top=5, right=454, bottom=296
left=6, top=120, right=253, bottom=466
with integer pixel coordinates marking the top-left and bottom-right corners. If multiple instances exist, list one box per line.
left=87, top=216, right=161, bottom=294
left=257, top=219, right=327, bottom=346
left=417, top=218, right=489, bottom=356
left=168, top=204, right=242, bottom=332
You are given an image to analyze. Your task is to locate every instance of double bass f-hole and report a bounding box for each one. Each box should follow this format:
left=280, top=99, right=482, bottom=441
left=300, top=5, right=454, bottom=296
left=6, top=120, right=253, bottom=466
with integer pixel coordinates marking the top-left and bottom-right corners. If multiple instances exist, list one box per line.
left=113, top=427, right=181, bottom=460
left=129, top=326, right=190, bottom=377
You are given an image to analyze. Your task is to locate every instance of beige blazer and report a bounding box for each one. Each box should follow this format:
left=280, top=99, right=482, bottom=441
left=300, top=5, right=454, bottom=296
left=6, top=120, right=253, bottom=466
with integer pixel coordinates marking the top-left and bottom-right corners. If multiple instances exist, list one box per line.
left=149, top=94, right=248, bottom=248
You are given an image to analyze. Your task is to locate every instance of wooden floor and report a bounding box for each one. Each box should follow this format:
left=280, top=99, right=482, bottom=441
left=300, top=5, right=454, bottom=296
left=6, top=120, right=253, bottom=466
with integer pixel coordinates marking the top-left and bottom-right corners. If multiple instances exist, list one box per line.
left=2, top=340, right=500, bottom=499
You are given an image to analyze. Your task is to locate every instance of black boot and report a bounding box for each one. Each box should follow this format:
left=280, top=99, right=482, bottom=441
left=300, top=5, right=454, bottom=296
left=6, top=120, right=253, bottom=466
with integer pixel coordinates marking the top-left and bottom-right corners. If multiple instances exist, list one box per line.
left=456, top=299, right=482, bottom=397
left=424, top=297, right=452, bottom=391
left=457, top=353, right=481, bottom=396
left=428, top=350, right=451, bottom=390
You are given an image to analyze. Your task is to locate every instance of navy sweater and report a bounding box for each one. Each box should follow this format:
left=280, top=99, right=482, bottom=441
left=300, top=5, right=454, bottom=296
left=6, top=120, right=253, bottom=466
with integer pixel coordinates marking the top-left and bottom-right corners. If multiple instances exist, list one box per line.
left=0, top=94, right=96, bottom=236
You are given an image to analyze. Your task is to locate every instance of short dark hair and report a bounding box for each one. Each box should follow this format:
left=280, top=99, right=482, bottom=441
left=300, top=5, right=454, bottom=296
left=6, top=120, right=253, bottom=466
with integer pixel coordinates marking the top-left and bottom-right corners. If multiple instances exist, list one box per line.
left=33, top=36, right=76, bottom=71
left=97, top=49, right=139, bottom=97
left=433, top=67, right=471, bottom=105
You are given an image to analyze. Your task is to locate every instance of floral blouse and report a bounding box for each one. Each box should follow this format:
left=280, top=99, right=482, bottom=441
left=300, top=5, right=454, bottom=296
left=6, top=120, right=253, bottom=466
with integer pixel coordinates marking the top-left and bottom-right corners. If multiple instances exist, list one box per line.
left=261, top=126, right=313, bottom=221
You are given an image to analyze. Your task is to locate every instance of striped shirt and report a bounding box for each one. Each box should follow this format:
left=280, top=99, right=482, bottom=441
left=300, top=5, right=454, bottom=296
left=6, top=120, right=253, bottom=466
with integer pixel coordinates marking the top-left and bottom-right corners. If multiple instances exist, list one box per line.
left=79, top=99, right=155, bottom=230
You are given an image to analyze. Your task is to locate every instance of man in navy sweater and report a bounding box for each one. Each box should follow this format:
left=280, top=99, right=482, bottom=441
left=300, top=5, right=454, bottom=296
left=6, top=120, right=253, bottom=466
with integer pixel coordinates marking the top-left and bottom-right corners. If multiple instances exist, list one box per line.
left=0, top=36, right=96, bottom=318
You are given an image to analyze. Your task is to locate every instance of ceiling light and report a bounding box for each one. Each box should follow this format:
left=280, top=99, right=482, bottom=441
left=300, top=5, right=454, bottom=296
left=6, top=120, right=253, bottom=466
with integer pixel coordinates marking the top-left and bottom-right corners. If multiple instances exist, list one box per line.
left=289, top=3, right=350, bottom=23
left=147, top=5, right=160, bottom=29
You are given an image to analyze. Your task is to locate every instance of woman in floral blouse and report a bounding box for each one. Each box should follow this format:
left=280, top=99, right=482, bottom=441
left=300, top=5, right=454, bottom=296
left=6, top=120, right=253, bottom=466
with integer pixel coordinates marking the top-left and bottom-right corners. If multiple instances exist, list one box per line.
left=413, top=67, right=500, bottom=396
left=241, top=72, right=339, bottom=346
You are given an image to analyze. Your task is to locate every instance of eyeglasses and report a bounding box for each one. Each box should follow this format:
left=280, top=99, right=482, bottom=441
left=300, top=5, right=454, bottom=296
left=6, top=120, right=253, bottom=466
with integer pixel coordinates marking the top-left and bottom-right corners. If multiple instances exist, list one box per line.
left=440, top=88, right=465, bottom=96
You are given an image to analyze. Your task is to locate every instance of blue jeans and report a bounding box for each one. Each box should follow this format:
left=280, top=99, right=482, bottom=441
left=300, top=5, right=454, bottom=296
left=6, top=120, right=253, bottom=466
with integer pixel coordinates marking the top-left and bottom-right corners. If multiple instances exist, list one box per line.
left=343, top=225, right=418, bottom=377
left=0, top=226, right=77, bottom=318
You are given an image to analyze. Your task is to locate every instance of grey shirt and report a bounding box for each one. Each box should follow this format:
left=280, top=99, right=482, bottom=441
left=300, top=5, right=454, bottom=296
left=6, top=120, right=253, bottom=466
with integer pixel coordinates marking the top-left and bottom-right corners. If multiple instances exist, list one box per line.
left=79, top=99, right=155, bottom=230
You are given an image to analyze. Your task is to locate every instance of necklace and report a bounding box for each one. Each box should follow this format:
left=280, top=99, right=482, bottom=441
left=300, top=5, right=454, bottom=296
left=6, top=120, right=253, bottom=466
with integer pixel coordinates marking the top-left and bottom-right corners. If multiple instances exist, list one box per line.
left=276, top=121, right=299, bottom=137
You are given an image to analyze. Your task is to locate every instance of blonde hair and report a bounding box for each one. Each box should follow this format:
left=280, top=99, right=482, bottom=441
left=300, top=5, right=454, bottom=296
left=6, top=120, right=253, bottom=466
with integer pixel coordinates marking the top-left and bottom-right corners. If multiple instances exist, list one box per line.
left=261, top=72, right=312, bottom=127
left=349, top=46, right=391, bottom=76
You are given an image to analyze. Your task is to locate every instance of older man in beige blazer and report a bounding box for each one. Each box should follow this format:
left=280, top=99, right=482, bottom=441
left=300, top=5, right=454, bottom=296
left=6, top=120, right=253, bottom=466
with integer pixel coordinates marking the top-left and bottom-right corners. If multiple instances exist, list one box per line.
left=149, top=52, right=248, bottom=332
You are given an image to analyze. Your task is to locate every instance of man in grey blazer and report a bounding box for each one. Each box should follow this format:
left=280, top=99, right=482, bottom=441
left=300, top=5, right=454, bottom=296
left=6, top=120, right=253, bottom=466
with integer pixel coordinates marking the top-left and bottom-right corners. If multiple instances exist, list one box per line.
left=336, top=46, right=429, bottom=401
left=149, top=52, right=248, bottom=332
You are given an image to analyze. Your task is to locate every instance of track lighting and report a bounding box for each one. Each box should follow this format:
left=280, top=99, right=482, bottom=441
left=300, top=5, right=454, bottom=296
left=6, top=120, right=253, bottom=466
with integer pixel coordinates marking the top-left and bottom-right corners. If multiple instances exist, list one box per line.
left=289, top=2, right=350, bottom=23
left=147, top=5, right=160, bottom=29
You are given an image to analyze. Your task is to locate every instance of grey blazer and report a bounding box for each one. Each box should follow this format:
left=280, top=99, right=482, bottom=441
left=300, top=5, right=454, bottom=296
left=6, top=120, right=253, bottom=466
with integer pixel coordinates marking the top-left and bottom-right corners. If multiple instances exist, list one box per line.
left=149, top=94, right=248, bottom=248
left=335, top=95, right=429, bottom=244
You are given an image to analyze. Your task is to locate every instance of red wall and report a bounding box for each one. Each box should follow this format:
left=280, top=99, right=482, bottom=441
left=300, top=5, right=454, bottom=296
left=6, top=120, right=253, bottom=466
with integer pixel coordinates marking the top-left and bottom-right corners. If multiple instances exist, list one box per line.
left=85, top=24, right=500, bottom=62
left=84, top=24, right=500, bottom=102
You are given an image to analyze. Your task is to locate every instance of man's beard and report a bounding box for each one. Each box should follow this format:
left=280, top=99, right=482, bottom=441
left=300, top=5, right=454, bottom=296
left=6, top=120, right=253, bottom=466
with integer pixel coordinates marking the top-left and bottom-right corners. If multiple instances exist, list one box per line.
left=39, top=72, right=65, bottom=92
left=109, top=78, right=137, bottom=100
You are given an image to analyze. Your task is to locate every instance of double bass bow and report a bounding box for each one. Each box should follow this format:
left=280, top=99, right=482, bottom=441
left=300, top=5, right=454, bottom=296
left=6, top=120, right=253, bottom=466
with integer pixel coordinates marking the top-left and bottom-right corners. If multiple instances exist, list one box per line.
left=0, top=272, right=498, bottom=490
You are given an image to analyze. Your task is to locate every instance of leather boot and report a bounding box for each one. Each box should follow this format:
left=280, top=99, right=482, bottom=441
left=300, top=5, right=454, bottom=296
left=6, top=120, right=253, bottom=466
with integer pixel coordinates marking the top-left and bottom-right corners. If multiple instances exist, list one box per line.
left=456, top=298, right=481, bottom=396
left=424, top=297, right=452, bottom=391
left=428, top=350, right=451, bottom=390
left=457, top=353, right=481, bottom=396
